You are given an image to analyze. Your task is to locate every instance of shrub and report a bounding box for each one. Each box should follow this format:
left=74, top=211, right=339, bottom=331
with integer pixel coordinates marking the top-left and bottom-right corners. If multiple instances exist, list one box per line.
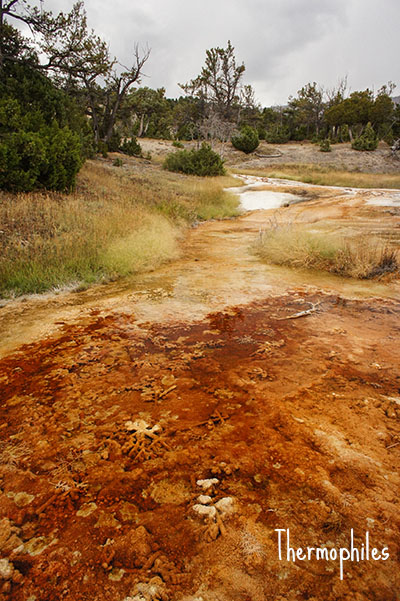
left=120, top=136, right=142, bottom=156
left=0, top=124, right=83, bottom=192
left=172, top=140, right=184, bottom=148
left=319, top=138, right=331, bottom=152
left=107, top=131, right=122, bottom=152
left=97, top=141, right=108, bottom=158
left=0, top=59, right=87, bottom=192
left=163, top=143, right=225, bottom=176
left=265, top=124, right=290, bottom=144
left=113, top=157, right=123, bottom=167
left=231, top=125, right=259, bottom=153
left=352, top=122, right=378, bottom=151
left=340, top=124, right=350, bottom=142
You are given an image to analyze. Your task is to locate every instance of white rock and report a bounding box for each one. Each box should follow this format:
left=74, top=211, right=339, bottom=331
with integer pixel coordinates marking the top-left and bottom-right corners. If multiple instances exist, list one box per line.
left=197, top=495, right=212, bottom=505
left=125, top=419, right=149, bottom=432
left=196, top=478, right=219, bottom=490
left=192, top=504, right=217, bottom=519
left=215, top=497, right=235, bottom=514
left=0, top=558, right=13, bottom=580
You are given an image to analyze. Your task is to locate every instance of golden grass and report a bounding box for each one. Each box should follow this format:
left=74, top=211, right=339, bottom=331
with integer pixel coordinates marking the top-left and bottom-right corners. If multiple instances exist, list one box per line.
left=255, top=222, right=399, bottom=279
left=235, top=164, right=400, bottom=190
left=0, top=159, right=240, bottom=297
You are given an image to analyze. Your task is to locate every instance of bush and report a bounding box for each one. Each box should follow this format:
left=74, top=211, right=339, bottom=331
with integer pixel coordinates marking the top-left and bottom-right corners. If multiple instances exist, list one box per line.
left=319, top=138, right=331, bottom=152
left=265, top=124, right=290, bottom=144
left=107, top=131, right=122, bottom=152
left=172, top=140, right=184, bottom=148
left=97, top=141, right=108, bottom=158
left=163, top=143, right=225, bottom=176
left=0, top=59, right=87, bottom=192
left=340, top=124, right=351, bottom=142
left=231, top=125, right=259, bottom=153
left=0, top=123, right=83, bottom=192
left=120, top=136, right=142, bottom=156
left=352, top=122, right=378, bottom=151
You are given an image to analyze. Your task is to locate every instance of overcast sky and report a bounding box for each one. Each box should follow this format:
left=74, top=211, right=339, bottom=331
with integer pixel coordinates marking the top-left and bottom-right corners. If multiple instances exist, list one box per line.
left=33, top=0, right=400, bottom=106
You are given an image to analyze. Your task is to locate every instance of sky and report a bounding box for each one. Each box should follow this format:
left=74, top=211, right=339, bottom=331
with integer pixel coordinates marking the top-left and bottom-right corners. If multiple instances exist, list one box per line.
left=22, top=0, right=400, bottom=106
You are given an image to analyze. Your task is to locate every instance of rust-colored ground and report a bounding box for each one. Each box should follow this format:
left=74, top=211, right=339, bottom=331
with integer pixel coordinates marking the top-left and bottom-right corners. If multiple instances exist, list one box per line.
left=1, top=290, right=400, bottom=600
left=1, top=178, right=400, bottom=600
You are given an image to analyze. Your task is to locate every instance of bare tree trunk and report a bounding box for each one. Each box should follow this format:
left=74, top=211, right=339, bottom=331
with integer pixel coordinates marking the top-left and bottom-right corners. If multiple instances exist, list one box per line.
left=87, top=93, right=100, bottom=145
left=137, top=113, right=145, bottom=137
left=105, top=85, right=123, bottom=143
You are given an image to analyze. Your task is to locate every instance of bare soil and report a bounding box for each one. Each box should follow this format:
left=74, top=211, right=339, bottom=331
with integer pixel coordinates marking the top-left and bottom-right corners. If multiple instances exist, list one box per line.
left=140, top=138, right=400, bottom=173
left=1, top=157, right=400, bottom=601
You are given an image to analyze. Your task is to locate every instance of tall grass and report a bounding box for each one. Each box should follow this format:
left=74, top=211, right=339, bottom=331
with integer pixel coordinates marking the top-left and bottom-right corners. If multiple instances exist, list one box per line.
left=236, top=164, right=400, bottom=189
left=255, top=222, right=399, bottom=279
left=0, top=160, right=239, bottom=297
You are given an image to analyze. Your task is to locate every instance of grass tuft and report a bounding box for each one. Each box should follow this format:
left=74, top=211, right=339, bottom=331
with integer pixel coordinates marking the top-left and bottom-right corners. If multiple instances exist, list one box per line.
left=255, top=222, right=399, bottom=279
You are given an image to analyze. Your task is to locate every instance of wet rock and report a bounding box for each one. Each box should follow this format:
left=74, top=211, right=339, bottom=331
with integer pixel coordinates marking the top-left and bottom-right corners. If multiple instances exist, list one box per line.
left=113, top=526, right=152, bottom=568
left=126, top=576, right=169, bottom=601
left=23, top=536, right=57, bottom=556
left=150, top=479, right=191, bottom=505
left=118, top=501, right=139, bottom=523
left=76, top=502, right=98, bottom=517
left=0, top=558, right=13, bottom=580
left=94, top=512, right=121, bottom=529
left=11, top=492, right=35, bottom=507
left=0, top=519, right=23, bottom=554
left=108, top=567, right=125, bottom=581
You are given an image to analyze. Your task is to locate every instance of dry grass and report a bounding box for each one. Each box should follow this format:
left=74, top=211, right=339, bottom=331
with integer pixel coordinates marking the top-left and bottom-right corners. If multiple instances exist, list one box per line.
left=255, top=221, right=399, bottom=279
left=0, top=159, right=240, bottom=297
left=236, top=164, right=400, bottom=190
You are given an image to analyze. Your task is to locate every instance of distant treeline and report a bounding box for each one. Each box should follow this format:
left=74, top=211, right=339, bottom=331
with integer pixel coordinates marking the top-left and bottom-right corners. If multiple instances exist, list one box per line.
left=1, top=1, right=399, bottom=192
left=115, top=82, right=400, bottom=146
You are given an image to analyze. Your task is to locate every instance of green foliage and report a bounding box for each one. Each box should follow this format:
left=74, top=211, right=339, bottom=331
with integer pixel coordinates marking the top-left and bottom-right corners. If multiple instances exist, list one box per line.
left=107, top=131, right=122, bottom=152
left=319, top=138, right=331, bottom=152
left=172, top=140, right=184, bottom=148
left=265, top=124, right=290, bottom=144
left=231, top=125, right=259, bottom=153
left=180, top=41, right=245, bottom=120
left=122, top=88, right=172, bottom=139
left=163, top=143, right=225, bottom=176
left=97, top=141, right=108, bottom=158
left=0, top=54, right=86, bottom=192
left=120, top=137, right=142, bottom=157
left=288, top=82, right=324, bottom=139
left=340, top=124, right=351, bottom=142
left=176, top=122, right=200, bottom=141
left=352, top=122, right=378, bottom=151
left=113, top=158, right=124, bottom=167
left=0, top=124, right=83, bottom=192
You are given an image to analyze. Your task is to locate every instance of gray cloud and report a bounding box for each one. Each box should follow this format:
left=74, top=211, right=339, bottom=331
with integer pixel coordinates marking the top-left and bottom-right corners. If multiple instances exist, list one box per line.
left=29, top=0, right=400, bottom=104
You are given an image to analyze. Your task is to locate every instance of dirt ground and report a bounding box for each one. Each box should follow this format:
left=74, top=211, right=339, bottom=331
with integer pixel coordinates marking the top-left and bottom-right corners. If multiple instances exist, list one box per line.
left=139, top=138, right=400, bottom=173
left=1, top=160, right=400, bottom=600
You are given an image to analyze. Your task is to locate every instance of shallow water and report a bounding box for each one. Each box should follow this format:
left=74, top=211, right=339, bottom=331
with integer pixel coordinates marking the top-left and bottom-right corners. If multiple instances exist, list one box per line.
left=239, top=189, right=301, bottom=211
left=227, top=177, right=301, bottom=211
